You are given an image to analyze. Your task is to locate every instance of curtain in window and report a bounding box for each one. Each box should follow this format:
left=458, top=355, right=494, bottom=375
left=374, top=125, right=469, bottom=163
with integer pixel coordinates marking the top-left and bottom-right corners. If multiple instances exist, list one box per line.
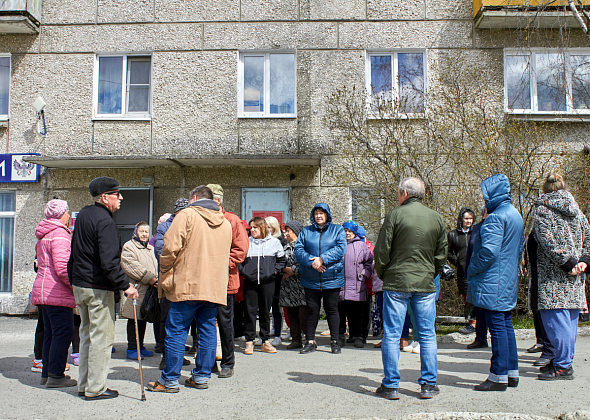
left=269, top=54, right=295, bottom=114
left=244, top=56, right=264, bottom=112
left=97, top=57, right=123, bottom=114
left=0, top=57, right=10, bottom=116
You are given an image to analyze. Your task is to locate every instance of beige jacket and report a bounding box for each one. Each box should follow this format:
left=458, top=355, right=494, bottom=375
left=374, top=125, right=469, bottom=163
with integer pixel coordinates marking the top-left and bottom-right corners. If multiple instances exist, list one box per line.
left=120, top=239, right=158, bottom=320
left=159, top=202, right=232, bottom=305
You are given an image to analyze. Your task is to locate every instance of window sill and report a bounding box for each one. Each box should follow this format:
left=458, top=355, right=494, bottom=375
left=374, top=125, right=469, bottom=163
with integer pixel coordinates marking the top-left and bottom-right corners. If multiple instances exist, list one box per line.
left=92, top=116, right=151, bottom=122
left=366, top=113, right=427, bottom=120
left=238, top=115, right=297, bottom=119
left=508, top=112, right=590, bottom=122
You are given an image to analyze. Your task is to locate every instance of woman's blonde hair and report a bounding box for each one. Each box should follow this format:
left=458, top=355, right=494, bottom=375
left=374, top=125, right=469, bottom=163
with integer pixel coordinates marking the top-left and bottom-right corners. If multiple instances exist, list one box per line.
left=265, top=216, right=281, bottom=239
left=542, top=174, right=566, bottom=194
left=249, top=217, right=269, bottom=238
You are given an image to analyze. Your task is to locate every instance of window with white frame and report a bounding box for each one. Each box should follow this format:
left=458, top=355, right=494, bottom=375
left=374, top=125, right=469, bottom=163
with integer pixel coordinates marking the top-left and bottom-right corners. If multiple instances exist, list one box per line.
left=366, top=51, right=426, bottom=114
left=94, top=55, right=152, bottom=119
left=0, top=55, right=10, bottom=120
left=505, top=50, right=590, bottom=114
left=0, top=191, right=15, bottom=293
left=239, top=52, right=296, bottom=118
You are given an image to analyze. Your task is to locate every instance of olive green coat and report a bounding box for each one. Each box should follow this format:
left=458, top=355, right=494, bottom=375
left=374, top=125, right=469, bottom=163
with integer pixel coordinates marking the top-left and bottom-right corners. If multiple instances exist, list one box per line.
left=374, top=197, right=448, bottom=293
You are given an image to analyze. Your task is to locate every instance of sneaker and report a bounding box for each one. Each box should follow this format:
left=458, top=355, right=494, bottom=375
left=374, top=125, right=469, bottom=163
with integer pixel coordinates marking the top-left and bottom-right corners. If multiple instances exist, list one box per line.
left=31, top=360, right=43, bottom=372
left=261, top=341, right=277, bottom=353
left=538, top=365, right=574, bottom=380
left=539, top=360, right=554, bottom=373
left=459, top=324, right=476, bottom=335
left=286, top=341, right=303, bottom=350
left=375, top=384, right=399, bottom=400
left=403, top=341, right=418, bottom=352
left=70, top=353, right=79, bottom=366
left=412, top=343, right=421, bottom=354
left=474, top=379, right=507, bottom=391
left=420, top=384, right=440, bottom=399
left=320, top=329, right=331, bottom=336
left=253, top=338, right=263, bottom=346
left=331, top=340, right=341, bottom=354
left=65, top=363, right=70, bottom=371
left=353, top=338, right=364, bottom=348
left=244, top=342, right=254, bottom=355
left=300, top=342, right=316, bottom=354
left=235, top=336, right=247, bottom=342
left=140, top=347, right=153, bottom=357
left=271, top=336, right=281, bottom=347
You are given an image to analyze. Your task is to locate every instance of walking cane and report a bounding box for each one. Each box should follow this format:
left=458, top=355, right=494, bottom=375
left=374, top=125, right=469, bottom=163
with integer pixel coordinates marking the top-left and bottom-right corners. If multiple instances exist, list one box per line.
left=132, top=299, right=146, bottom=401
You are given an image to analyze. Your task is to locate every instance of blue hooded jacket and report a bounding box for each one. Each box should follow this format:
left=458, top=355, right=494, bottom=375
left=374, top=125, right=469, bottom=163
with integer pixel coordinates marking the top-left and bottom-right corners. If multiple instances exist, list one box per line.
left=467, top=174, right=524, bottom=312
left=294, top=203, right=347, bottom=290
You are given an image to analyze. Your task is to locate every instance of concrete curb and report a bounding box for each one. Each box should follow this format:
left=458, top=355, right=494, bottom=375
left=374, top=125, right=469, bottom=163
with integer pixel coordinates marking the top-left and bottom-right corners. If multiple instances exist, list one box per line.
left=437, top=326, right=590, bottom=345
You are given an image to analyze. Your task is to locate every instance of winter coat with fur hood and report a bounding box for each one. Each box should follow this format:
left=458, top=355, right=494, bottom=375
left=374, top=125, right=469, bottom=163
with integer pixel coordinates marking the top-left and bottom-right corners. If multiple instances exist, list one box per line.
left=528, top=189, right=590, bottom=310
left=31, top=219, right=76, bottom=308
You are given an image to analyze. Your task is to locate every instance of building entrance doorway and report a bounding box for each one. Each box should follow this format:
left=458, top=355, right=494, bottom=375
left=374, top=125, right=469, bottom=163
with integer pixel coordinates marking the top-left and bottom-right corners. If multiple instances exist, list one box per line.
left=242, top=188, right=291, bottom=227
left=113, top=187, right=153, bottom=244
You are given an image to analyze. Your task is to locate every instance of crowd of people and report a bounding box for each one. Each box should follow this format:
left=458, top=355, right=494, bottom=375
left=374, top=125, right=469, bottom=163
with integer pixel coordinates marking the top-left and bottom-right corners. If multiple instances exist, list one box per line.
left=27, top=172, right=589, bottom=400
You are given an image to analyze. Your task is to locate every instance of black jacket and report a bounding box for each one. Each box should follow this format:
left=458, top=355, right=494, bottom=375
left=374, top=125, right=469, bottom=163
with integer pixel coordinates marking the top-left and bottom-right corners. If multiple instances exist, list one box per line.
left=447, top=207, right=475, bottom=294
left=68, top=202, right=130, bottom=292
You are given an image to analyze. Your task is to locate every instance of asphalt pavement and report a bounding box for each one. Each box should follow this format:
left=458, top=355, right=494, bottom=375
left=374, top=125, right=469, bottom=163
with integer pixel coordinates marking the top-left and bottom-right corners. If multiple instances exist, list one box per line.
left=0, top=316, right=588, bottom=420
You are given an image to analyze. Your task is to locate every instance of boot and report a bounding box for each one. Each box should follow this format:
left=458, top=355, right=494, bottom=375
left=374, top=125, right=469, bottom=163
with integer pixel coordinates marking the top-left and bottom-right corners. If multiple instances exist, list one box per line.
left=261, top=341, right=277, bottom=353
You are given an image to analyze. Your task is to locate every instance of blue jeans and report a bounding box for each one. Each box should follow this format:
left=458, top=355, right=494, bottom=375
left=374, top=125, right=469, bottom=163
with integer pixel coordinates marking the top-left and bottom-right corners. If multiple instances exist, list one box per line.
left=483, top=309, right=518, bottom=383
left=159, top=301, right=218, bottom=388
left=539, top=308, right=579, bottom=369
left=381, top=291, right=437, bottom=388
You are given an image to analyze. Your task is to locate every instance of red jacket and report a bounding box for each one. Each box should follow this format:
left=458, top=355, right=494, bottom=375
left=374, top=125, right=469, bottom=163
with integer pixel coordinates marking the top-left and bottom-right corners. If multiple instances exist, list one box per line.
left=31, top=219, right=76, bottom=308
left=223, top=209, right=249, bottom=295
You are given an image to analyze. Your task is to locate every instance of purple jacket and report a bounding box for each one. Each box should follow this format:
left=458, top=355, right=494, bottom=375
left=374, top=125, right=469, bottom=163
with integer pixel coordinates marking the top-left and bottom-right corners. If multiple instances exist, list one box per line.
left=31, top=219, right=76, bottom=308
left=340, top=236, right=374, bottom=301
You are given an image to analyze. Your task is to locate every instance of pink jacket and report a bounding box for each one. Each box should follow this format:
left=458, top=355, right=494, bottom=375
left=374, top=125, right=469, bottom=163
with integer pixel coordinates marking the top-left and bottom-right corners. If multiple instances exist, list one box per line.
left=31, top=219, right=76, bottom=308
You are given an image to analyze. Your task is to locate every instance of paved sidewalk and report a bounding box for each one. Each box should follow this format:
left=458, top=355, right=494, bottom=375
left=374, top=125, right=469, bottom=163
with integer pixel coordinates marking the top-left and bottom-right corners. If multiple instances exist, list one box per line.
left=0, top=316, right=588, bottom=420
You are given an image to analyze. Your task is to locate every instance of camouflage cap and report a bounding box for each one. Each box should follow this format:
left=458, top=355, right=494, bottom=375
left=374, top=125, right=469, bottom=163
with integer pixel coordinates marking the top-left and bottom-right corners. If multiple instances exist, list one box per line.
left=207, top=184, right=224, bottom=196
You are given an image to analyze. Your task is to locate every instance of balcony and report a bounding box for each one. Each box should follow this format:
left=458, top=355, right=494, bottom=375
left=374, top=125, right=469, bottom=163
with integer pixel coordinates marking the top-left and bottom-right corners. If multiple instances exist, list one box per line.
left=474, top=0, right=590, bottom=29
left=0, top=0, right=41, bottom=34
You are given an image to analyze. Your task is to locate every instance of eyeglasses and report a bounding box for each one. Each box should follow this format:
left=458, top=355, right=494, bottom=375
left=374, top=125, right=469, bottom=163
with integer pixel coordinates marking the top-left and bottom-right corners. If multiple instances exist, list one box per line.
left=104, top=191, right=122, bottom=198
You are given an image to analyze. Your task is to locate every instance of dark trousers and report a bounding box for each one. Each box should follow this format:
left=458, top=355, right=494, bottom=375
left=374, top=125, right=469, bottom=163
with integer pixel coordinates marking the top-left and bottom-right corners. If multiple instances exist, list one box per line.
left=305, top=288, right=340, bottom=342
left=338, top=300, right=365, bottom=339
left=41, top=305, right=73, bottom=379
left=272, top=279, right=283, bottom=336
left=233, top=301, right=246, bottom=338
left=127, top=319, right=147, bottom=350
left=217, top=294, right=235, bottom=369
left=474, top=306, right=488, bottom=344
left=34, top=306, right=44, bottom=360
left=244, top=281, right=274, bottom=342
left=362, top=298, right=372, bottom=341
left=285, top=306, right=308, bottom=343
left=533, top=309, right=556, bottom=360
left=72, top=314, right=81, bottom=353
left=158, top=297, right=171, bottom=350
left=484, top=309, right=518, bottom=383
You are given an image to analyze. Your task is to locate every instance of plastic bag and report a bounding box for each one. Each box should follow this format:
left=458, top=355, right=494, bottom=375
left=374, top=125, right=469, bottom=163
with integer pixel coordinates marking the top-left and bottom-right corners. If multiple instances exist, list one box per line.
left=140, top=286, right=161, bottom=323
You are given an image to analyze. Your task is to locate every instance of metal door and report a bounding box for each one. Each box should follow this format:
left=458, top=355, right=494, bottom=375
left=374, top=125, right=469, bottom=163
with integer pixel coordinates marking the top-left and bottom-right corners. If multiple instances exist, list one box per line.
left=242, top=188, right=291, bottom=226
left=113, top=187, right=153, bottom=244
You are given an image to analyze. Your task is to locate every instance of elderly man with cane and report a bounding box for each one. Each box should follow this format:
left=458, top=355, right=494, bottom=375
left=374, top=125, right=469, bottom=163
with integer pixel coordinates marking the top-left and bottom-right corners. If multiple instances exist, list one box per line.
left=68, top=176, right=138, bottom=400
left=148, top=185, right=232, bottom=392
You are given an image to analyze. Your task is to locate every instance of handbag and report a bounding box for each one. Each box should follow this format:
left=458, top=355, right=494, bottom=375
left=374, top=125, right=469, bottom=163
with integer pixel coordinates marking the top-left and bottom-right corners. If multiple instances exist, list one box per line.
left=139, top=286, right=161, bottom=323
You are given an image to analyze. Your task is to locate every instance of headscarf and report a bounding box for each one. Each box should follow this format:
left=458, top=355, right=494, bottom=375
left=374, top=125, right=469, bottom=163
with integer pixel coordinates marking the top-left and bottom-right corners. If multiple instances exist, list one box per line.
left=342, top=220, right=359, bottom=238
left=356, top=225, right=367, bottom=243
left=133, top=221, right=149, bottom=248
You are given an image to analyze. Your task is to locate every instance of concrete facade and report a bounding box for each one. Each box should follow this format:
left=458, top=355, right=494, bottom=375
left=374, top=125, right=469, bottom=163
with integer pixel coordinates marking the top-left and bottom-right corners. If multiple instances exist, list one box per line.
left=0, top=0, right=586, bottom=312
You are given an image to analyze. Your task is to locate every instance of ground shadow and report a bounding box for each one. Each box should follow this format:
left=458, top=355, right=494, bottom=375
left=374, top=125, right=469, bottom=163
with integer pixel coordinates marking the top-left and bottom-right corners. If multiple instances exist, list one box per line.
left=0, top=356, right=78, bottom=396
left=286, top=371, right=382, bottom=397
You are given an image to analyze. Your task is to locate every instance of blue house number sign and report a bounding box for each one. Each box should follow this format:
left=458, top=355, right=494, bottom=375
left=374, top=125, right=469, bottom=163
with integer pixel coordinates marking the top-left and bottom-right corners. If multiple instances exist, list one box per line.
left=0, top=154, right=40, bottom=183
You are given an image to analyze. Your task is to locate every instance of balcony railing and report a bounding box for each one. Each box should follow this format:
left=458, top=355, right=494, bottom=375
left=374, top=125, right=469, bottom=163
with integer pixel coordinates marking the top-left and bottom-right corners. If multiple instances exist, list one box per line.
left=474, top=0, right=590, bottom=29
left=0, top=0, right=42, bottom=34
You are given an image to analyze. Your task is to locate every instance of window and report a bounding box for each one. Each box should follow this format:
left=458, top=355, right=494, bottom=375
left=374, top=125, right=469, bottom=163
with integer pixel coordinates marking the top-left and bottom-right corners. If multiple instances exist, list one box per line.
left=93, top=55, right=152, bottom=119
left=0, top=191, right=15, bottom=293
left=238, top=52, right=296, bottom=118
left=366, top=51, right=426, bottom=114
left=505, top=50, right=590, bottom=114
left=0, top=55, right=11, bottom=120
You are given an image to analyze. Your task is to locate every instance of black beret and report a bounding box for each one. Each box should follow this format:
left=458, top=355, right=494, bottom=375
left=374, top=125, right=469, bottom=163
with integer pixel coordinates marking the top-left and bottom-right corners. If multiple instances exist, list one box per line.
left=89, top=177, right=121, bottom=197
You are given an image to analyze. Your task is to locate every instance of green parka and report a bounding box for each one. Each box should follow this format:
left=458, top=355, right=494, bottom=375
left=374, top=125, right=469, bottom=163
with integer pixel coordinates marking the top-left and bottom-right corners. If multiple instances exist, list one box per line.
left=374, top=197, right=448, bottom=293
